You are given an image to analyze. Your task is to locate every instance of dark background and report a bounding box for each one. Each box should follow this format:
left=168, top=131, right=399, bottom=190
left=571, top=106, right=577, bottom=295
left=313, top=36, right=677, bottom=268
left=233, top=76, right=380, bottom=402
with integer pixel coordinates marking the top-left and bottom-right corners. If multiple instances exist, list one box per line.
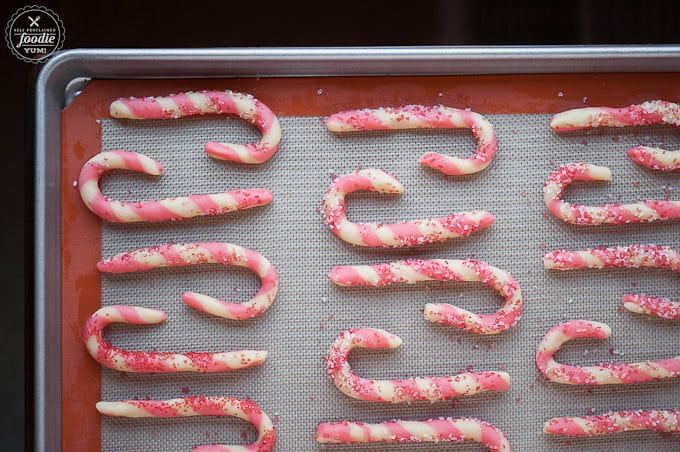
left=3, top=1, right=679, bottom=450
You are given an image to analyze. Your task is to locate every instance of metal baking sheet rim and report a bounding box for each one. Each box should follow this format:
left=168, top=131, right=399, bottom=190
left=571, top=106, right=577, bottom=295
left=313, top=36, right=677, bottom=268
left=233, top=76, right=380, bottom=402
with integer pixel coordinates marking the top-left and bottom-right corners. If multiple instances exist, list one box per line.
left=33, top=45, right=680, bottom=451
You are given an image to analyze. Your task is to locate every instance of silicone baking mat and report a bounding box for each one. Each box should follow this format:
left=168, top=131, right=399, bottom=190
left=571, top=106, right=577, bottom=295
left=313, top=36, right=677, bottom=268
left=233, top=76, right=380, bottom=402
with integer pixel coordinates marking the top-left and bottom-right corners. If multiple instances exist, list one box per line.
left=61, top=75, right=680, bottom=451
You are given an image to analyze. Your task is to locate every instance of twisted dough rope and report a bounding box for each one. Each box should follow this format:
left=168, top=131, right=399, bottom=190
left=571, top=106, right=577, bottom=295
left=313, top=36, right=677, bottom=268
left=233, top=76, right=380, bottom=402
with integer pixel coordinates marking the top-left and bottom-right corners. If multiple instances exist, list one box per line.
left=83, top=306, right=266, bottom=372
left=322, top=168, right=494, bottom=247
left=550, top=100, right=680, bottom=171
left=96, top=396, right=275, bottom=451
left=110, top=90, right=282, bottom=164
left=543, top=162, right=680, bottom=225
left=543, top=245, right=679, bottom=319
left=544, top=410, right=680, bottom=437
left=328, top=259, right=522, bottom=334
left=316, top=417, right=511, bottom=450
left=535, top=319, right=680, bottom=385
left=325, top=328, right=510, bottom=403
left=78, top=151, right=272, bottom=222
left=326, top=104, right=498, bottom=175
left=98, top=242, right=278, bottom=321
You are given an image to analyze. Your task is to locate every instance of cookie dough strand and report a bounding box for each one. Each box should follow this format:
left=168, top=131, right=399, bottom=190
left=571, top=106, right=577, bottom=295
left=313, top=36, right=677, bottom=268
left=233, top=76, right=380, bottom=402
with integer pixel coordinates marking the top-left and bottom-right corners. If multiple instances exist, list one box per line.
left=543, top=162, right=680, bottom=225
left=96, top=396, right=275, bottom=451
left=325, top=328, right=510, bottom=403
left=78, top=151, right=272, bottom=223
left=322, top=168, right=494, bottom=247
left=326, top=105, right=497, bottom=175
left=97, top=243, right=278, bottom=321
left=627, top=146, right=680, bottom=172
left=83, top=306, right=267, bottom=373
left=550, top=100, right=680, bottom=171
left=544, top=245, right=679, bottom=319
left=328, top=259, right=522, bottom=334
left=544, top=410, right=680, bottom=437
left=316, top=417, right=511, bottom=450
left=110, top=90, right=281, bottom=164
left=536, top=320, right=680, bottom=385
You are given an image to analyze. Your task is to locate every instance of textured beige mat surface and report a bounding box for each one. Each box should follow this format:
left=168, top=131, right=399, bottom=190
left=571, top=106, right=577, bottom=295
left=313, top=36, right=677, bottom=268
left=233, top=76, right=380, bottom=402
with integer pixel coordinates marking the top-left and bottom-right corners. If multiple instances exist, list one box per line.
left=99, top=112, right=679, bottom=451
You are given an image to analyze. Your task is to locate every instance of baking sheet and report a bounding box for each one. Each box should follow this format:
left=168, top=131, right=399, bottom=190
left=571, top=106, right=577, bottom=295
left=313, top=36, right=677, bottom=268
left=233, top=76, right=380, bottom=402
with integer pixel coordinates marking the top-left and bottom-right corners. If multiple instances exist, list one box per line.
left=39, top=48, right=680, bottom=452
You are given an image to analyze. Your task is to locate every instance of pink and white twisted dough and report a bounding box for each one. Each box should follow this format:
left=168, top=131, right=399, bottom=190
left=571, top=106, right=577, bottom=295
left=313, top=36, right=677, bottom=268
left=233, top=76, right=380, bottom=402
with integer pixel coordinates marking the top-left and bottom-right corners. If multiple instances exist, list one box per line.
left=536, top=319, right=680, bottom=385
left=550, top=100, right=680, bottom=171
left=544, top=410, right=680, bottom=437
left=326, top=105, right=498, bottom=175
left=316, top=417, right=511, bottom=450
left=328, top=259, right=522, bottom=334
left=325, top=328, right=510, bottom=403
left=83, top=306, right=266, bottom=372
left=78, top=151, right=272, bottom=222
left=544, top=245, right=680, bottom=319
left=322, top=168, right=494, bottom=247
left=110, top=90, right=281, bottom=164
left=543, top=162, right=680, bottom=225
left=98, top=242, right=278, bottom=320
left=96, top=396, right=275, bottom=451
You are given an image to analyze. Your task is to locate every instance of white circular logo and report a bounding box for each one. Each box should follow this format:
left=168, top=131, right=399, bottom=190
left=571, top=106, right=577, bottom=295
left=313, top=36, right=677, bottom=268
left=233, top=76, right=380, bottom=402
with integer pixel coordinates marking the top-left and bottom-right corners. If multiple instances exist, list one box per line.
left=5, top=5, right=65, bottom=63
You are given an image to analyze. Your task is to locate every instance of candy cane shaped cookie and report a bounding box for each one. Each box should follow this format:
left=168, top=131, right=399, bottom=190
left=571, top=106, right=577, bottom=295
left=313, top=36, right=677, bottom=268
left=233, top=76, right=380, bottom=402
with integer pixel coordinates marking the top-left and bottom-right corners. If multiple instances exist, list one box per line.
left=96, top=396, right=275, bottom=451
left=326, top=105, right=497, bottom=175
left=544, top=245, right=679, bottom=319
left=328, top=259, right=522, bottom=334
left=79, top=151, right=272, bottom=222
left=316, top=417, right=511, bottom=450
left=536, top=320, right=680, bottom=384
left=83, top=306, right=266, bottom=372
left=550, top=100, right=680, bottom=171
left=544, top=410, right=680, bottom=437
left=326, top=328, right=510, bottom=403
left=98, top=243, right=278, bottom=320
left=322, top=168, right=494, bottom=247
left=543, top=162, right=680, bottom=225
left=110, top=90, right=281, bottom=164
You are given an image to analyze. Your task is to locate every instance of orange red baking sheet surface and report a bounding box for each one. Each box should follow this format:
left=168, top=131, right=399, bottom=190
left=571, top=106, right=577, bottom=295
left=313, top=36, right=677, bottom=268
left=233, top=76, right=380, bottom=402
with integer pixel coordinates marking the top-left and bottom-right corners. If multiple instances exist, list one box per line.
left=60, top=73, right=680, bottom=451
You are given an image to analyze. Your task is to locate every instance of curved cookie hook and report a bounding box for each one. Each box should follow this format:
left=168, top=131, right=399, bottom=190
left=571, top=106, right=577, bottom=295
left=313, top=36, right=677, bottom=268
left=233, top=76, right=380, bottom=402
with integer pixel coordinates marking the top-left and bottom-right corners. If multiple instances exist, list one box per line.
left=96, top=396, right=276, bottom=451
left=325, top=327, right=509, bottom=403
left=544, top=410, right=680, bottom=437
left=316, top=417, right=511, bottom=450
left=110, top=89, right=282, bottom=164
left=83, top=305, right=267, bottom=372
left=322, top=168, right=494, bottom=247
left=78, top=151, right=272, bottom=222
left=326, top=104, right=498, bottom=175
left=98, top=242, right=278, bottom=320
left=543, top=162, right=680, bottom=225
left=550, top=100, right=680, bottom=171
left=328, top=259, right=522, bottom=334
left=544, top=245, right=680, bottom=319
left=536, top=319, right=680, bottom=385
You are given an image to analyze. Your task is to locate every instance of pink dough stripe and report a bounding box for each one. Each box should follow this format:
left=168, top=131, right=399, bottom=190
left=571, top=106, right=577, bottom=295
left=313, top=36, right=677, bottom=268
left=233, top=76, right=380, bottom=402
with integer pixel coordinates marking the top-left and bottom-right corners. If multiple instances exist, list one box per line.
left=326, top=105, right=497, bottom=175
left=110, top=90, right=281, bottom=164
left=97, top=243, right=278, bottom=320
left=543, top=162, right=679, bottom=225
left=83, top=306, right=267, bottom=373
left=328, top=259, right=522, bottom=334
left=325, top=327, right=509, bottom=403
left=316, top=417, right=511, bottom=450
left=536, top=320, right=680, bottom=385
left=322, top=168, right=494, bottom=247
left=78, top=151, right=272, bottom=223
left=96, top=396, right=275, bottom=451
